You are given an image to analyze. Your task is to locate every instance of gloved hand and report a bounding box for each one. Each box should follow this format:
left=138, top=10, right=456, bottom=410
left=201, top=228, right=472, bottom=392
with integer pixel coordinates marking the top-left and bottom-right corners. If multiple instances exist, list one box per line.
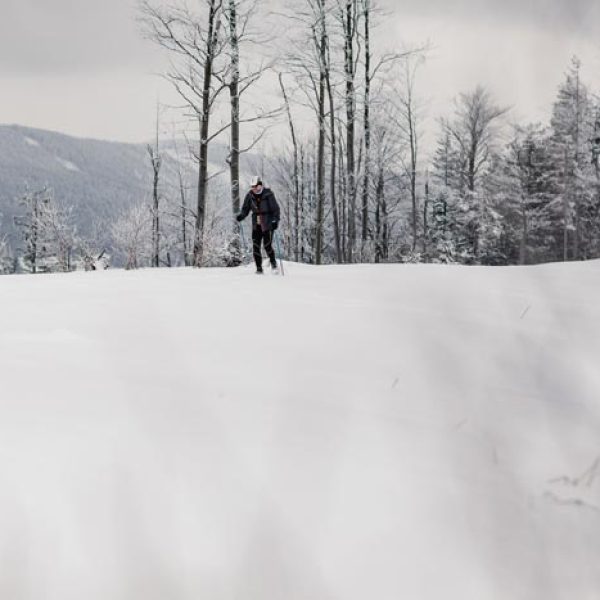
left=271, top=220, right=279, bottom=231
left=236, top=214, right=244, bottom=222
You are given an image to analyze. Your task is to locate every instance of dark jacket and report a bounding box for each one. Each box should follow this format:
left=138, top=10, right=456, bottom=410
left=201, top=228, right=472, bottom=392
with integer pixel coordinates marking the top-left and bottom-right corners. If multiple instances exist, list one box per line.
left=239, top=188, right=280, bottom=232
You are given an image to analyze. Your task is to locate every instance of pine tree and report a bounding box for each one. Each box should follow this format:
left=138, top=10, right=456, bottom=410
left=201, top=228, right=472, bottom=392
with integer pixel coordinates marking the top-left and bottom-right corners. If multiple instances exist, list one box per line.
left=491, top=125, right=555, bottom=264
left=547, top=57, right=596, bottom=260
left=431, top=87, right=508, bottom=263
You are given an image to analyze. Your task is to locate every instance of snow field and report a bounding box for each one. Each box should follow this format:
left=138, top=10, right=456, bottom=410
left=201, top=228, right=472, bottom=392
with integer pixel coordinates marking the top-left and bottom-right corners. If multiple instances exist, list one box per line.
left=0, top=261, right=599, bottom=599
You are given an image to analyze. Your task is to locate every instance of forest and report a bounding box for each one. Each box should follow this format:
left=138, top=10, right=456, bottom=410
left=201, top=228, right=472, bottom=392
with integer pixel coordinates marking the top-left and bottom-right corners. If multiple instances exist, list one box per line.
left=3, top=0, right=599, bottom=272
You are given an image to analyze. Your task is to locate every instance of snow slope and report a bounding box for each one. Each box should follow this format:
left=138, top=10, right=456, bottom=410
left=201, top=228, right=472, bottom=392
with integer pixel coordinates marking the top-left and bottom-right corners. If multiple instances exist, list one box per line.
left=0, top=262, right=599, bottom=599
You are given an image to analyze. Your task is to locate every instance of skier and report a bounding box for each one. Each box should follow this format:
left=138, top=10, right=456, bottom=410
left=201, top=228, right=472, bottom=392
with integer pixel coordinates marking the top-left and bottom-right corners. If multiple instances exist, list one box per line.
left=236, top=176, right=281, bottom=274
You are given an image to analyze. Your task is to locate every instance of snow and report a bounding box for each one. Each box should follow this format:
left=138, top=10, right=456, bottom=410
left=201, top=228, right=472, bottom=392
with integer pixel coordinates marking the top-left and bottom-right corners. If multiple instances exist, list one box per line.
left=55, top=156, right=80, bottom=172
left=23, top=136, right=40, bottom=147
left=0, top=261, right=598, bottom=599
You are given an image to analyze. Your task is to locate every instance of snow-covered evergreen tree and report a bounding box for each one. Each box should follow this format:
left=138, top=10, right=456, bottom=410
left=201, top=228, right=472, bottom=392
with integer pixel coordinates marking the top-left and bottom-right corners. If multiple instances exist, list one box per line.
left=547, top=57, right=597, bottom=261
left=14, top=188, right=77, bottom=273
left=490, top=125, right=555, bottom=264
left=431, top=86, right=508, bottom=264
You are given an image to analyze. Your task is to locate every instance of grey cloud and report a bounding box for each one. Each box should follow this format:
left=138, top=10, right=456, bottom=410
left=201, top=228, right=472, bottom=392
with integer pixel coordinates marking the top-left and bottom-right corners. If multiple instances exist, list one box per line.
left=0, top=0, right=151, bottom=74
left=381, top=0, right=599, bottom=37
left=0, top=0, right=597, bottom=76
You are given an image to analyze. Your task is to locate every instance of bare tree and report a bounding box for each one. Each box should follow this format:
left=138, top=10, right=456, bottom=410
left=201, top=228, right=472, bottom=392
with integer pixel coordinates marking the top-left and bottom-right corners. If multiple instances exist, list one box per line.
left=324, top=16, right=342, bottom=263
left=443, top=86, right=509, bottom=194
left=370, top=110, right=403, bottom=263
left=140, top=0, right=228, bottom=267
left=392, top=57, right=424, bottom=252
left=15, top=188, right=78, bottom=273
left=0, top=231, right=12, bottom=274
left=279, top=73, right=301, bottom=262
left=315, top=0, right=327, bottom=264
left=227, top=0, right=241, bottom=219
left=338, top=0, right=360, bottom=262
left=222, top=0, right=277, bottom=265
left=38, top=198, right=77, bottom=272
left=147, top=102, right=162, bottom=268
left=111, top=203, right=152, bottom=270
left=282, top=0, right=334, bottom=264
left=14, top=188, right=45, bottom=273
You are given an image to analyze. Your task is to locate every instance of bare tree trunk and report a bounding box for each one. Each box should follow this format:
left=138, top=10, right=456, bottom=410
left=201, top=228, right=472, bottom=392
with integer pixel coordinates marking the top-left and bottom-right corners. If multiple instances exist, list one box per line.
left=148, top=107, right=161, bottom=268
left=422, top=172, right=429, bottom=258
left=300, top=146, right=306, bottom=262
left=343, top=0, right=358, bottom=262
left=382, top=194, right=388, bottom=260
left=178, top=168, right=189, bottom=266
left=310, top=148, right=318, bottom=262
left=152, top=160, right=160, bottom=267
left=315, top=0, right=327, bottom=264
left=563, top=146, right=569, bottom=261
left=519, top=197, right=528, bottom=265
left=279, top=73, right=300, bottom=264
left=375, top=166, right=383, bottom=263
left=325, top=44, right=342, bottom=263
left=361, top=0, right=371, bottom=247
left=401, top=64, right=419, bottom=253
left=338, top=132, right=347, bottom=260
left=467, top=144, right=476, bottom=193
left=573, top=60, right=581, bottom=260
left=408, top=99, right=418, bottom=252
left=193, top=0, right=221, bottom=267
left=227, top=0, right=242, bottom=266
left=31, top=193, right=39, bottom=274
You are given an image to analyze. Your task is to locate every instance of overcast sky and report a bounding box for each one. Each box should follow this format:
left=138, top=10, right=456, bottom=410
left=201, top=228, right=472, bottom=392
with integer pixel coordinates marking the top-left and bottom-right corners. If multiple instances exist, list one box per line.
left=1, top=0, right=598, bottom=144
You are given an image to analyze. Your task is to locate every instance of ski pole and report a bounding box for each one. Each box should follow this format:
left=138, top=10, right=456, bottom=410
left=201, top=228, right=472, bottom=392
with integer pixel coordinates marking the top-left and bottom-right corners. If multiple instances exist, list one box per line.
left=274, top=231, right=285, bottom=276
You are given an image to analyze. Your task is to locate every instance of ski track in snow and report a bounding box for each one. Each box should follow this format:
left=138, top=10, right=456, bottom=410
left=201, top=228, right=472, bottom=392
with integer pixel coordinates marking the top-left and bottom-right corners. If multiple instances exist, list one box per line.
left=0, top=261, right=599, bottom=600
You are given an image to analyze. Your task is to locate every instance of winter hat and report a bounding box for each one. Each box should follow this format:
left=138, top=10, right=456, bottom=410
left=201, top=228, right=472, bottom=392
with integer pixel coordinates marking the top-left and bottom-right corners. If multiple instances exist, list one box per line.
left=250, top=176, right=263, bottom=188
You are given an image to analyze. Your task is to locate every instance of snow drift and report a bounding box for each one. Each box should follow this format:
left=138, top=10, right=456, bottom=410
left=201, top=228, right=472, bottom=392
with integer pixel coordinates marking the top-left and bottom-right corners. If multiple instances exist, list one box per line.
left=0, top=261, right=598, bottom=599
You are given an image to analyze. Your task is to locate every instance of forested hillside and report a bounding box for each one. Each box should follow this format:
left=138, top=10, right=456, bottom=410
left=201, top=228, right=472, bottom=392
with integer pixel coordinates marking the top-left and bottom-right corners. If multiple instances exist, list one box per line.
left=0, top=125, right=151, bottom=244
left=0, top=125, right=233, bottom=269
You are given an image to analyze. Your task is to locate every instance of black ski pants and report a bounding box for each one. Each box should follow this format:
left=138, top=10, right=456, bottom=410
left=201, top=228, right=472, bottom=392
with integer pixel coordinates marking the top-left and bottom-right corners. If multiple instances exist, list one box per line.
left=252, top=227, right=276, bottom=269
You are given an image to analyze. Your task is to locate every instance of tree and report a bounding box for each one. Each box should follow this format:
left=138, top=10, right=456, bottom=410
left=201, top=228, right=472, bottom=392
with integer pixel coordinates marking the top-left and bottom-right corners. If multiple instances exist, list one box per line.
left=371, top=119, right=397, bottom=262
left=278, top=73, right=302, bottom=262
left=222, top=0, right=275, bottom=266
left=338, top=0, right=360, bottom=262
left=442, top=86, right=509, bottom=194
left=314, top=0, right=327, bottom=264
left=14, top=188, right=77, bottom=273
left=111, top=203, right=152, bottom=270
left=360, top=0, right=371, bottom=247
left=140, top=0, right=228, bottom=267
left=391, top=56, right=425, bottom=253
left=37, top=196, right=78, bottom=272
left=0, top=231, right=13, bottom=274
left=359, top=0, right=410, bottom=253
left=14, top=188, right=45, bottom=274
left=437, top=86, right=509, bottom=261
left=324, top=21, right=343, bottom=263
left=281, top=0, right=335, bottom=264
left=548, top=57, right=596, bottom=260
left=147, top=103, right=162, bottom=268
left=492, top=125, right=554, bottom=265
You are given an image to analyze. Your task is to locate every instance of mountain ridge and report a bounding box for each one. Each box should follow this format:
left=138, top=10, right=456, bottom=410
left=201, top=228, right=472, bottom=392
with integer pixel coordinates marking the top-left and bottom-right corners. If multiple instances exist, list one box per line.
left=0, top=124, right=233, bottom=256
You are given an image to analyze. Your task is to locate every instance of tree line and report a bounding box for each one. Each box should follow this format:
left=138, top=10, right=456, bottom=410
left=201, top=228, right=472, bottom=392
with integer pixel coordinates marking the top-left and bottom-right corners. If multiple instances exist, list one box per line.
left=3, top=1, right=599, bottom=274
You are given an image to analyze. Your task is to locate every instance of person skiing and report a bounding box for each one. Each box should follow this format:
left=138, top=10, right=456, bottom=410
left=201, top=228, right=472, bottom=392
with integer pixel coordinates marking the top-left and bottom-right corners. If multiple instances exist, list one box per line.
left=236, top=176, right=281, bottom=274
